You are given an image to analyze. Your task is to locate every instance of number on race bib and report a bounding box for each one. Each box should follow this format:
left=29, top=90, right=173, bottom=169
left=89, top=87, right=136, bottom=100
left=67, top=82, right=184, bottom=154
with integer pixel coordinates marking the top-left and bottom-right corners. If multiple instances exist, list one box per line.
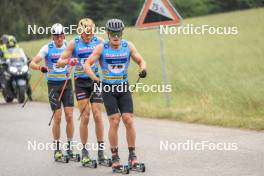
left=111, top=64, right=124, bottom=69
left=108, top=64, right=125, bottom=74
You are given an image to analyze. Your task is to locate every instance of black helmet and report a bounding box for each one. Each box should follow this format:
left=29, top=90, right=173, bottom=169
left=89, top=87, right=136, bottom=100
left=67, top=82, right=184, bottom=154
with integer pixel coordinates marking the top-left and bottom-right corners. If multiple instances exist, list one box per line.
left=6, top=35, right=17, bottom=48
left=106, top=19, right=125, bottom=32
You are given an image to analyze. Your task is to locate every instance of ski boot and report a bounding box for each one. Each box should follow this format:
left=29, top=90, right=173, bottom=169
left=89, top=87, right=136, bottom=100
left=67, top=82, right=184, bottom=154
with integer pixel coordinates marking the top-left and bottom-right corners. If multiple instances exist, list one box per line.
left=128, top=154, right=145, bottom=172
left=112, top=155, right=129, bottom=174
left=54, top=150, right=69, bottom=163
left=98, top=155, right=112, bottom=167
left=67, top=149, right=81, bottom=162
left=81, top=149, right=97, bottom=168
left=98, top=150, right=112, bottom=167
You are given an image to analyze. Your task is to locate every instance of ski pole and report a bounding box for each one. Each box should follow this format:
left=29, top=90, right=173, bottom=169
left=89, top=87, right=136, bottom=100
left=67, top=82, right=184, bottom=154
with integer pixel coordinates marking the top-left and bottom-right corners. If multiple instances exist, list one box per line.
left=48, top=67, right=73, bottom=126
left=131, top=77, right=141, bottom=93
left=22, top=73, right=45, bottom=108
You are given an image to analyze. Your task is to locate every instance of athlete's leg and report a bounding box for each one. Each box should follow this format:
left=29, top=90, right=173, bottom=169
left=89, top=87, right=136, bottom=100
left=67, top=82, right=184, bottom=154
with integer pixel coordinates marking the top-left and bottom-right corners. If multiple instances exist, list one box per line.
left=118, top=89, right=134, bottom=147
left=118, top=89, right=138, bottom=163
left=52, top=108, right=63, bottom=157
left=102, top=86, right=121, bottom=166
left=64, top=107, right=74, bottom=140
left=108, top=113, right=121, bottom=166
left=48, top=82, right=63, bottom=143
left=75, top=78, right=94, bottom=161
left=78, top=99, right=91, bottom=145
left=92, top=102, right=108, bottom=160
left=78, top=98, right=92, bottom=162
left=122, top=113, right=136, bottom=148
left=52, top=108, right=62, bottom=140
left=91, top=103, right=104, bottom=142
left=108, top=113, right=121, bottom=148
left=61, top=81, right=75, bottom=146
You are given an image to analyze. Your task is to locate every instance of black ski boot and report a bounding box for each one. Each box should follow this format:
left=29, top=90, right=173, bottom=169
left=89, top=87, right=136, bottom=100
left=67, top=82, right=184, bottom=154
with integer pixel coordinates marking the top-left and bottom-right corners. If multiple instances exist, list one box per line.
left=128, top=149, right=145, bottom=172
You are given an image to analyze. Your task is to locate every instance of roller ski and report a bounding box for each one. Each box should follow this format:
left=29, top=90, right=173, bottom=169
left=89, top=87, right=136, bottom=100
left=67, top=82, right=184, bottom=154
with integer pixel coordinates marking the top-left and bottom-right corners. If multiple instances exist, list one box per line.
left=97, top=150, right=112, bottom=167
left=67, top=149, right=81, bottom=162
left=112, top=164, right=130, bottom=174
left=111, top=155, right=129, bottom=174
left=81, top=149, right=97, bottom=168
left=54, top=150, right=69, bottom=163
left=128, top=149, right=145, bottom=172
left=98, top=156, right=112, bottom=167
left=128, top=158, right=146, bottom=173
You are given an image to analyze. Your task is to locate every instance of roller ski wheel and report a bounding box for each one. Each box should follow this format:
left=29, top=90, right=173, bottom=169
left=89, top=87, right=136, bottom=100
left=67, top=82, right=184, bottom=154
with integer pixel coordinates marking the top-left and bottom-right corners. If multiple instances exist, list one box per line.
left=54, top=150, right=69, bottom=163
left=67, top=150, right=81, bottom=162
left=98, top=156, right=112, bottom=167
left=81, top=156, right=97, bottom=168
left=112, top=164, right=130, bottom=174
left=128, top=159, right=146, bottom=172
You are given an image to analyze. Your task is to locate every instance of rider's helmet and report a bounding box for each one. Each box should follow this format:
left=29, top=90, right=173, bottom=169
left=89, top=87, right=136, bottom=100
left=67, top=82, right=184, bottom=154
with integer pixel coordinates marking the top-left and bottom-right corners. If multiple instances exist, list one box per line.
left=106, top=19, right=125, bottom=32
left=6, top=35, right=17, bottom=48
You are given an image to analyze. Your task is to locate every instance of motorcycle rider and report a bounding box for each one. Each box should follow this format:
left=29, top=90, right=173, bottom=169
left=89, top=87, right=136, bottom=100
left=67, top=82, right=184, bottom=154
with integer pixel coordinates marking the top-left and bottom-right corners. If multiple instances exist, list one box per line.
left=0, top=35, right=32, bottom=100
left=0, top=34, right=10, bottom=89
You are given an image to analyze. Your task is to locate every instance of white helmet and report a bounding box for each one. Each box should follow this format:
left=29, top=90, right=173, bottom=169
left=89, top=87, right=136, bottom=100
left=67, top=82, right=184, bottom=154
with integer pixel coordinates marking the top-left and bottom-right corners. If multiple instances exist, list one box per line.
left=51, top=23, right=64, bottom=35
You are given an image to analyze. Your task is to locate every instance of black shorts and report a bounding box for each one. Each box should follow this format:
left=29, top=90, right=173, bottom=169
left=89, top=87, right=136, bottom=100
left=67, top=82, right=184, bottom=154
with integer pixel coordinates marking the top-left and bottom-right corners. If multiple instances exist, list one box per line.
left=47, top=80, right=74, bottom=111
left=74, top=77, right=103, bottom=103
left=102, top=82, right=133, bottom=116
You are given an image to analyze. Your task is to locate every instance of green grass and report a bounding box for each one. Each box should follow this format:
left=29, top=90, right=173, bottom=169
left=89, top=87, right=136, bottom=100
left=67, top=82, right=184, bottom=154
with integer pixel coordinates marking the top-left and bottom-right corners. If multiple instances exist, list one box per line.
left=19, top=8, right=264, bottom=130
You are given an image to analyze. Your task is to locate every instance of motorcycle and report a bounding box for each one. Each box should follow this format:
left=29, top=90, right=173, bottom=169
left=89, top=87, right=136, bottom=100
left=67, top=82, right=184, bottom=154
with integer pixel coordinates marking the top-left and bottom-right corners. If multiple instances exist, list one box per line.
left=0, top=48, right=31, bottom=103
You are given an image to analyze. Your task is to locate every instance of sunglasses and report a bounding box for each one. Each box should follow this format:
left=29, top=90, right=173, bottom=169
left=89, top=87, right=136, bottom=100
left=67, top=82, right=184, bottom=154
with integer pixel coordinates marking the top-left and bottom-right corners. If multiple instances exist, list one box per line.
left=109, top=31, right=123, bottom=37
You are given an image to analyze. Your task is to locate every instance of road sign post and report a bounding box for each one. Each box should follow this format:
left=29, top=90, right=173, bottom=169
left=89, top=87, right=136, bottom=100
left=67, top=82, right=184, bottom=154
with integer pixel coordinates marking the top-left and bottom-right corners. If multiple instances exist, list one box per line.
left=158, top=29, right=170, bottom=107
left=136, top=0, right=182, bottom=107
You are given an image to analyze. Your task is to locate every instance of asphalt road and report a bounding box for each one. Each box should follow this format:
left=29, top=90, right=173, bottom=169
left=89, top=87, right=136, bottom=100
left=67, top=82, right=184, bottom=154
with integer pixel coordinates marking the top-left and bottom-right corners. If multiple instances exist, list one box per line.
left=0, top=100, right=263, bottom=176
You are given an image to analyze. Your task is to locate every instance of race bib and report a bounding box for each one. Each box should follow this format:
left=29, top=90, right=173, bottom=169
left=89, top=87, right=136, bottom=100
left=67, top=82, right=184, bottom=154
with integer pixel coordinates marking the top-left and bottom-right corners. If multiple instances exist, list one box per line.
left=108, top=64, right=125, bottom=74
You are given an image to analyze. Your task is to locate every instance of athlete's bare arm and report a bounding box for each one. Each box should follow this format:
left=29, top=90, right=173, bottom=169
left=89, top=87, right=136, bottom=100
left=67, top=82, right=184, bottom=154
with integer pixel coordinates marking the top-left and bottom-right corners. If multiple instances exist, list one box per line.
left=29, top=55, right=43, bottom=71
left=57, top=40, right=75, bottom=67
left=128, top=42, right=146, bottom=71
left=84, top=43, right=104, bottom=82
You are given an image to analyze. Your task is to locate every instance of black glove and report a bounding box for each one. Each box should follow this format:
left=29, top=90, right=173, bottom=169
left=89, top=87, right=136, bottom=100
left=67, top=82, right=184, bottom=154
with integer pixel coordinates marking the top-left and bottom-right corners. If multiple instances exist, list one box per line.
left=139, top=69, right=147, bottom=78
left=40, top=66, right=48, bottom=73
